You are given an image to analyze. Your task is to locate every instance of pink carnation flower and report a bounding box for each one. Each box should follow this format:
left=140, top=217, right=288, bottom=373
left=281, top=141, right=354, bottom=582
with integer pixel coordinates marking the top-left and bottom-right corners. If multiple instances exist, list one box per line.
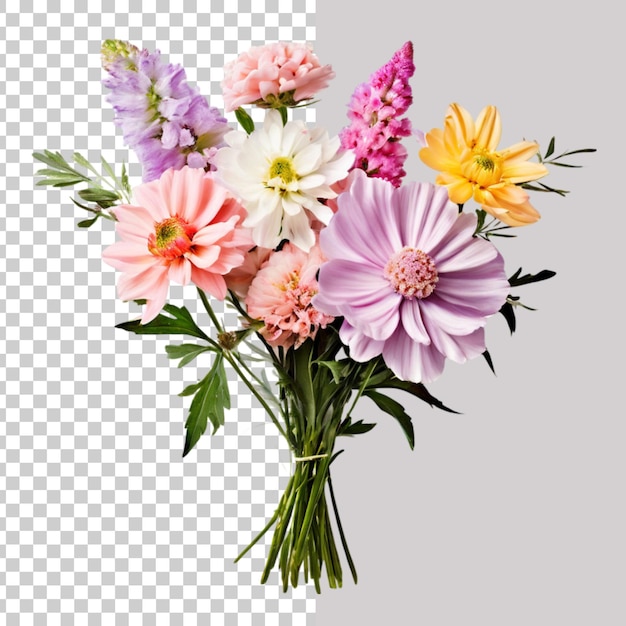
left=313, top=172, right=510, bottom=383
left=221, top=42, right=334, bottom=112
left=103, top=166, right=252, bottom=323
left=245, top=242, right=334, bottom=349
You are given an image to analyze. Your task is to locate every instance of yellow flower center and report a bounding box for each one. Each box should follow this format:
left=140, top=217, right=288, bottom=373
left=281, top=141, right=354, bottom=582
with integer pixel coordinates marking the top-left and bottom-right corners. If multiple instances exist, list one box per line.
left=462, top=148, right=503, bottom=188
left=147, top=216, right=195, bottom=260
left=474, top=154, right=495, bottom=171
left=268, top=157, right=298, bottom=185
left=384, top=247, right=438, bottom=299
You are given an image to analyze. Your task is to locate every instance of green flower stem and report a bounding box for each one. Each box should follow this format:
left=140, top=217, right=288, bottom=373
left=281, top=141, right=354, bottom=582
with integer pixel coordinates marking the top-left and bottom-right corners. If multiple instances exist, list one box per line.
left=196, top=287, right=224, bottom=333
left=224, top=352, right=289, bottom=443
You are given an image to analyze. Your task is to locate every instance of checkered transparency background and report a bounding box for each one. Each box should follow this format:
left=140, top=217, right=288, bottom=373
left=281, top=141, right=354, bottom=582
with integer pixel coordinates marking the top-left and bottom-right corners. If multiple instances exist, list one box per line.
left=0, top=1, right=317, bottom=623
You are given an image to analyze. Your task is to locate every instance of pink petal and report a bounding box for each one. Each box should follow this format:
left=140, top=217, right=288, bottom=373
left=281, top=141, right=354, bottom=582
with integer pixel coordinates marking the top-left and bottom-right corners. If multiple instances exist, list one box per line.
left=117, top=264, right=169, bottom=310
left=191, top=267, right=227, bottom=300
left=400, top=298, right=430, bottom=345
left=102, top=241, right=156, bottom=271
left=133, top=177, right=171, bottom=221
left=168, top=257, right=192, bottom=285
left=339, top=320, right=385, bottom=362
left=396, top=182, right=458, bottom=251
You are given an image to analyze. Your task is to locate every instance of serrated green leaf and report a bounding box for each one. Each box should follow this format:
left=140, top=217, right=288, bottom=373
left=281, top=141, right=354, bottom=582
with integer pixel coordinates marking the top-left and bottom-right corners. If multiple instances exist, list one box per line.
left=183, top=354, right=231, bottom=456
left=235, top=107, right=255, bottom=134
left=165, top=343, right=213, bottom=367
left=116, top=303, right=211, bottom=341
left=363, top=390, right=414, bottom=449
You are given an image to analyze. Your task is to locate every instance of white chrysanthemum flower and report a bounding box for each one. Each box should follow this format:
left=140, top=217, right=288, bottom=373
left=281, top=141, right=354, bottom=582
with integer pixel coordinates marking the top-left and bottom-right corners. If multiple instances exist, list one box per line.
left=213, top=109, right=354, bottom=252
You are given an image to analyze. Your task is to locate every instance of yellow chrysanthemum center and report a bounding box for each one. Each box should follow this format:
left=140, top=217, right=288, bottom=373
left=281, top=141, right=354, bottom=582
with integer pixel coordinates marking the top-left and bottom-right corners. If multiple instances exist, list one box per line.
left=461, top=148, right=503, bottom=188
left=384, top=247, right=438, bottom=299
left=148, top=216, right=196, bottom=260
left=268, top=157, right=298, bottom=185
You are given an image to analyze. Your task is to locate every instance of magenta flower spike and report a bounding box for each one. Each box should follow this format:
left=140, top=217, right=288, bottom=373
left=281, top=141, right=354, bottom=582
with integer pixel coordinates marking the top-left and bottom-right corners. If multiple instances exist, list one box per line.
left=339, top=41, right=415, bottom=188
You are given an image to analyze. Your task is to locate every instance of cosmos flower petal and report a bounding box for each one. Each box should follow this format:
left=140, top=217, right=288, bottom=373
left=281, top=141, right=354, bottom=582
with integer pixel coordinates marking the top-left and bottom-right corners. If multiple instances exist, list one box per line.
left=317, top=176, right=508, bottom=383
left=339, top=320, right=386, bottom=362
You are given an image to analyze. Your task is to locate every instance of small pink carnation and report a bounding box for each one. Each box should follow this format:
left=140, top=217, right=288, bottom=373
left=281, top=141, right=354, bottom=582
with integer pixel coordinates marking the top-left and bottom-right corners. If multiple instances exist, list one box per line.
left=103, top=166, right=253, bottom=324
left=245, top=243, right=334, bottom=349
left=221, top=42, right=334, bottom=112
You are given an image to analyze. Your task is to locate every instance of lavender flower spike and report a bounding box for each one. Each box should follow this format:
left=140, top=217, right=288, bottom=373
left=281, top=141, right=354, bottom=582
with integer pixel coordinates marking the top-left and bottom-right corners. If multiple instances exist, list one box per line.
left=101, top=39, right=229, bottom=182
left=339, top=41, right=415, bottom=188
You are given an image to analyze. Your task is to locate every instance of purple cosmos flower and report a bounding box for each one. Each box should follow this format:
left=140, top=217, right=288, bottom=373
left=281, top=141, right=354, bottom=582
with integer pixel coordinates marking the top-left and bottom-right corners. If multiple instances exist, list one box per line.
left=339, top=41, right=414, bottom=188
left=313, top=172, right=510, bottom=383
left=101, top=40, right=229, bottom=182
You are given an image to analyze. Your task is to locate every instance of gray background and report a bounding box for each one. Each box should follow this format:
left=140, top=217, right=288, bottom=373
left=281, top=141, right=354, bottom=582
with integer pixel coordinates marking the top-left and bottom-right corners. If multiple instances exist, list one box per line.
left=315, top=0, right=625, bottom=624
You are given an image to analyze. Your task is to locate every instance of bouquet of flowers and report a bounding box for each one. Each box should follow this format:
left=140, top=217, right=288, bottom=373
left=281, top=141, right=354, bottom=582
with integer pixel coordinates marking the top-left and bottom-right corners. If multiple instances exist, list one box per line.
left=34, top=39, right=594, bottom=593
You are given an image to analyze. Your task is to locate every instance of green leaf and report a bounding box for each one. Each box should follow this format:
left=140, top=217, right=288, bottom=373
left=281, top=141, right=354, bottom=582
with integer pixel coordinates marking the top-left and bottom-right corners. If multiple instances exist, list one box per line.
left=182, top=354, right=231, bottom=456
left=482, top=350, right=496, bottom=375
left=100, top=155, right=117, bottom=182
left=521, top=181, right=569, bottom=197
left=77, top=216, right=100, bottom=228
left=508, top=267, right=556, bottom=287
left=363, top=390, right=414, bottom=449
left=338, top=418, right=376, bottom=437
left=165, top=343, right=213, bottom=368
left=499, top=301, right=516, bottom=334
left=544, top=136, right=555, bottom=159
left=77, top=187, right=120, bottom=208
left=235, top=107, right=255, bottom=134
left=375, top=378, right=459, bottom=414
left=278, top=106, right=288, bottom=126
left=72, top=151, right=98, bottom=175
left=315, top=359, right=346, bottom=384
left=116, top=303, right=211, bottom=341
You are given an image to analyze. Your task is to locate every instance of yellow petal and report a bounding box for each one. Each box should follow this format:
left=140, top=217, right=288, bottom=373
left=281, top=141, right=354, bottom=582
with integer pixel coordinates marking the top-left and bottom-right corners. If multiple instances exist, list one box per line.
left=503, top=140, right=541, bottom=162
left=420, top=130, right=460, bottom=172
left=502, top=160, right=549, bottom=184
left=475, top=105, right=502, bottom=151
left=440, top=175, right=474, bottom=204
left=447, top=103, right=476, bottom=148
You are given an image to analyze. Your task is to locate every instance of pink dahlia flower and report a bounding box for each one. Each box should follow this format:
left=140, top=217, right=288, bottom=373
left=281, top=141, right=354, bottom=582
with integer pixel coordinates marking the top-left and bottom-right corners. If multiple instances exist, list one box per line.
left=221, top=42, right=334, bottom=112
left=103, top=166, right=252, bottom=324
left=245, top=242, right=334, bottom=349
left=313, top=172, right=510, bottom=383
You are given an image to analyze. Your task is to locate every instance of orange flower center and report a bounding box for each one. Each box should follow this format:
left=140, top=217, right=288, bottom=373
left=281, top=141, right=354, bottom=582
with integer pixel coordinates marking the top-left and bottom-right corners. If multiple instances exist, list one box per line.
left=148, top=216, right=196, bottom=260
left=384, top=247, right=438, bottom=299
